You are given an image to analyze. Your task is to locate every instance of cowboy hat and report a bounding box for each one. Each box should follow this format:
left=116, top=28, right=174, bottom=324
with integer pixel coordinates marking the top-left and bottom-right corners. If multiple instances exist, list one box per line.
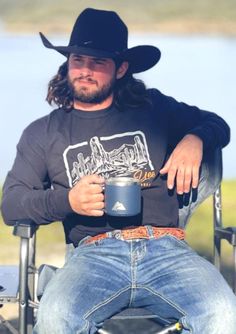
left=39, top=8, right=161, bottom=74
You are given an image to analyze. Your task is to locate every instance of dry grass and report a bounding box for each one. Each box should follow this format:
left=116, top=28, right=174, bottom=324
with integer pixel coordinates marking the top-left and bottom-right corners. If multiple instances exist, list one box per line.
left=1, top=0, right=236, bottom=35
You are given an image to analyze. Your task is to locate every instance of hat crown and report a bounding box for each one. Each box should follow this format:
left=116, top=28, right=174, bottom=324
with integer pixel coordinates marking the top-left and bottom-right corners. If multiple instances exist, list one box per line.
left=69, top=8, right=128, bottom=54
left=39, top=7, right=161, bottom=73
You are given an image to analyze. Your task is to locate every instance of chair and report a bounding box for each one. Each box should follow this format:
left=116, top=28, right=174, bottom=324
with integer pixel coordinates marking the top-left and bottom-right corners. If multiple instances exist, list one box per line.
left=1, top=148, right=236, bottom=334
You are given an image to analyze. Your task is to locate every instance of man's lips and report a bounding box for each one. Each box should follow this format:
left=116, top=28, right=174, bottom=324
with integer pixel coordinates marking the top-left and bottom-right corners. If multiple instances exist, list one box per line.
left=74, top=78, right=97, bottom=85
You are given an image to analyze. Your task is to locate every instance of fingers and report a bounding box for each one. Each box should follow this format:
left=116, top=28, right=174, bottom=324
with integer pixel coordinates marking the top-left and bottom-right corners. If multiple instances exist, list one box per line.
left=86, top=183, right=104, bottom=195
left=160, top=134, right=203, bottom=195
left=165, top=166, right=177, bottom=191
left=176, top=165, right=195, bottom=194
left=77, top=175, right=104, bottom=197
left=163, top=163, right=200, bottom=195
left=80, top=200, right=105, bottom=217
left=183, top=166, right=193, bottom=193
left=160, top=156, right=200, bottom=194
left=68, top=174, right=105, bottom=216
left=176, top=165, right=185, bottom=194
left=80, top=174, right=105, bottom=187
left=159, top=156, right=171, bottom=176
left=191, top=165, right=200, bottom=189
left=160, top=156, right=176, bottom=189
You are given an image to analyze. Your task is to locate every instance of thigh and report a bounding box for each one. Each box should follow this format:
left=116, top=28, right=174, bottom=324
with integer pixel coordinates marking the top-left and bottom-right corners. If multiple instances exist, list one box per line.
left=137, top=236, right=236, bottom=333
left=38, top=239, right=132, bottom=324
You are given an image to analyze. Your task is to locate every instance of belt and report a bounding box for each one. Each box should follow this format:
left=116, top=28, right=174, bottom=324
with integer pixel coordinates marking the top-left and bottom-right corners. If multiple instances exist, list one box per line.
left=82, top=226, right=185, bottom=245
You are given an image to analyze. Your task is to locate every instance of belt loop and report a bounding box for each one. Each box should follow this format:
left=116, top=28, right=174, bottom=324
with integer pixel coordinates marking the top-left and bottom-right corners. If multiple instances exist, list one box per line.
left=78, top=235, right=91, bottom=246
left=146, top=225, right=155, bottom=239
left=107, top=231, right=113, bottom=238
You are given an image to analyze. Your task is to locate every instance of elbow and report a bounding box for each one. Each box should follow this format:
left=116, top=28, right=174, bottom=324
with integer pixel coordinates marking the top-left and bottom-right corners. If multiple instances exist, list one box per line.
left=223, top=123, right=231, bottom=148
left=1, top=198, right=16, bottom=226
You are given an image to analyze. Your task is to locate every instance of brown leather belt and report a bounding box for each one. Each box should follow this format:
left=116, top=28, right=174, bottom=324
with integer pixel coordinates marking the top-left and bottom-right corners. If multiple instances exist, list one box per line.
left=82, top=226, right=185, bottom=245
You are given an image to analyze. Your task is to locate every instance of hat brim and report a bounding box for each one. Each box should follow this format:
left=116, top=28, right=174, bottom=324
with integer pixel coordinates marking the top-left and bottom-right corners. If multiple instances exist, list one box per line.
left=123, top=45, right=161, bottom=73
left=39, top=32, right=161, bottom=73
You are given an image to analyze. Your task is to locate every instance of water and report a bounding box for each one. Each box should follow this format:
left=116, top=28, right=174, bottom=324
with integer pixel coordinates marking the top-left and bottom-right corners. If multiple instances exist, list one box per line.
left=0, top=33, right=236, bottom=182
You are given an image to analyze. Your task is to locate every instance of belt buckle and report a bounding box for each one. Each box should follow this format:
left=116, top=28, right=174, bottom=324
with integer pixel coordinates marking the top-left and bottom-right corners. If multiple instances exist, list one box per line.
left=112, top=230, right=123, bottom=240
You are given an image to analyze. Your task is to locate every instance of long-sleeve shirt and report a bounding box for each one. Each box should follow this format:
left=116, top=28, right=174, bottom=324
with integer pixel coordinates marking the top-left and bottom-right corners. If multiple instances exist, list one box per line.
left=1, top=89, right=230, bottom=246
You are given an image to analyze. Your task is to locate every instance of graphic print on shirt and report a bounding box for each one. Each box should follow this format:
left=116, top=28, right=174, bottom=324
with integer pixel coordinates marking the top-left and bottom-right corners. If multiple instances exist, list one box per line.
left=63, top=131, right=155, bottom=188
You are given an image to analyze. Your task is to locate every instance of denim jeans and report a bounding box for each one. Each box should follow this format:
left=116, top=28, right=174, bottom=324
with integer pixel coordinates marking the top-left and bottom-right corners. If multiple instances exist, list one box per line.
left=33, top=234, right=236, bottom=334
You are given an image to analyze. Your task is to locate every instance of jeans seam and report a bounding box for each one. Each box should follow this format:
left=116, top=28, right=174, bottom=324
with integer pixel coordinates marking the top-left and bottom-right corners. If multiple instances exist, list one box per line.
left=76, top=318, right=89, bottom=334
left=83, top=286, right=131, bottom=319
left=181, top=316, right=193, bottom=334
left=129, top=242, right=136, bottom=306
left=136, top=285, right=187, bottom=317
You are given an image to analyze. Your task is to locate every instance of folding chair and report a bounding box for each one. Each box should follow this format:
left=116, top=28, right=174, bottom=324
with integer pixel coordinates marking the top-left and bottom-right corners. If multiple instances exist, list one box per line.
left=1, top=148, right=236, bottom=334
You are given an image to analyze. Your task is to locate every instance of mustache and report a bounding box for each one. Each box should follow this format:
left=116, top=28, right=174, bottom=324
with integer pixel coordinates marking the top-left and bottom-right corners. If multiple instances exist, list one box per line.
left=72, top=76, right=97, bottom=85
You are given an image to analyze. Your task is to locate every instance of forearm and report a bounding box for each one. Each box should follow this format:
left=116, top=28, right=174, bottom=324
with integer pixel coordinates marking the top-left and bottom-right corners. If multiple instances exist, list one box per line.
left=1, top=183, right=72, bottom=226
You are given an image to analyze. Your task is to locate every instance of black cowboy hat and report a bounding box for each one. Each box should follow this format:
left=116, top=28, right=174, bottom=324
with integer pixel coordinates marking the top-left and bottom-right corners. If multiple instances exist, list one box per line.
left=39, top=8, right=161, bottom=74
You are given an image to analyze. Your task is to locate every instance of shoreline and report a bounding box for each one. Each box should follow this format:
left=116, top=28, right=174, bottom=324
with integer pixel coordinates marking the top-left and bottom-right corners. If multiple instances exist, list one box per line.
left=2, top=19, right=236, bottom=37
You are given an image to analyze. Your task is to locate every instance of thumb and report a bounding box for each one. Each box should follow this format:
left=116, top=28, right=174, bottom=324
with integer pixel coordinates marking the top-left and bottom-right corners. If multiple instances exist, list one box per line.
left=159, top=157, right=172, bottom=175
left=82, top=174, right=105, bottom=185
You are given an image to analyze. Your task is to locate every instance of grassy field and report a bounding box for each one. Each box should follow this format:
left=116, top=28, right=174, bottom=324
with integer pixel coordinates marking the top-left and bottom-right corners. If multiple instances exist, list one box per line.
left=0, top=0, right=236, bottom=35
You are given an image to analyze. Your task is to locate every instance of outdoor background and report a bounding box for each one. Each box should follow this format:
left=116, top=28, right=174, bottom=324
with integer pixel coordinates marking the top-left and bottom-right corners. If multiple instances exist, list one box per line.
left=0, top=1, right=236, bottom=333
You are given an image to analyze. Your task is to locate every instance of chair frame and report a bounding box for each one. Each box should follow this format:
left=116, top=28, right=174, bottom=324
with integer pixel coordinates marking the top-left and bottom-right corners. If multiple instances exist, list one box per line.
left=1, top=149, right=236, bottom=334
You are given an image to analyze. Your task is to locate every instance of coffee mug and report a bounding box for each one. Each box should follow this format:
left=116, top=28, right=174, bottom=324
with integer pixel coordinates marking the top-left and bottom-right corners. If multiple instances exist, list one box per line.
left=105, top=177, right=141, bottom=216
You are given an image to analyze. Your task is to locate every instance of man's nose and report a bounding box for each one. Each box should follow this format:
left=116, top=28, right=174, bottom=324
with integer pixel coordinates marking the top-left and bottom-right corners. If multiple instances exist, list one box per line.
left=80, top=60, right=94, bottom=76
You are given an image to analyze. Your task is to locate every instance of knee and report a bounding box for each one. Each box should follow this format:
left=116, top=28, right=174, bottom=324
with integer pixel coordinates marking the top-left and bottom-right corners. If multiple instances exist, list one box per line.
left=189, top=293, right=236, bottom=334
left=184, top=291, right=236, bottom=334
left=210, top=297, right=236, bottom=333
left=34, top=296, right=66, bottom=332
left=34, top=295, right=86, bottom=334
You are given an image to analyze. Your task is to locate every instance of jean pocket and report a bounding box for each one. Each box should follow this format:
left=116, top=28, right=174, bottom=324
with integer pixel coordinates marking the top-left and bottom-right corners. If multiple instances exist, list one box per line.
left=79, top=237, right=107, bottom=249
left=165, top=234, right=191, bottom=249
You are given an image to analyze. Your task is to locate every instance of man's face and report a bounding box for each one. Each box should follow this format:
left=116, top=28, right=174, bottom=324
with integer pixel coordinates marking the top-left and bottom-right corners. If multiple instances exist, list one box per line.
left=67, top=54, right=118, bottom=104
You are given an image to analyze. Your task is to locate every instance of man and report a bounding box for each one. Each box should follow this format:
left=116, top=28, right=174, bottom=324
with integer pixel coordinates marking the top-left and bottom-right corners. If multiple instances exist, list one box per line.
left=1, top=7, right=236, bottom=334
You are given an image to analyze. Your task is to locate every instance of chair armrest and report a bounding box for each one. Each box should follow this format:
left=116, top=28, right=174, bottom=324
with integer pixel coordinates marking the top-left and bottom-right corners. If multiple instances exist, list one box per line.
left=13, top=219, right=38, bottom=239
left=215, top=227, right=236, bottom=246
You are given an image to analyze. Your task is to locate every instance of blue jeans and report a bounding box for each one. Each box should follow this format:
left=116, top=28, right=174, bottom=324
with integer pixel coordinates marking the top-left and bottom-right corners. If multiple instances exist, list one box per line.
left=33, top=233, right=236, bottom=334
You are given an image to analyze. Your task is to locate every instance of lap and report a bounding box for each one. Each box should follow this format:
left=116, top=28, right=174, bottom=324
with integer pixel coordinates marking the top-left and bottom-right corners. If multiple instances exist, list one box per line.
left=36, top=236, right=236, bottom=333
left=134, top=236, right=236, bottom=333
left=38, top=239, right=132, bottom=321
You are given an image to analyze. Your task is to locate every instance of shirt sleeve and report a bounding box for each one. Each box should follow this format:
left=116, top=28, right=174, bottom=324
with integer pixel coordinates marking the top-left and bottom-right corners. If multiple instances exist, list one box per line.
left=151, top=89, right=230, bottom=151
left=1, top=118, right=73, bottom=226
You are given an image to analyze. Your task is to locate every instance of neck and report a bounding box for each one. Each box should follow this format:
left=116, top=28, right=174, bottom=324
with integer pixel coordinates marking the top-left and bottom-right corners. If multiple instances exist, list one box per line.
left=73, top=94, right=113, bottom=111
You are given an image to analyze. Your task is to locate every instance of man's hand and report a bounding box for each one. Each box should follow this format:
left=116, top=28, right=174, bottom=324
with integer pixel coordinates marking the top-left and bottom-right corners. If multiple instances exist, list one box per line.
left=68, top=174, right=105, bottom=216
left=159, top=134, right=203, bottom=194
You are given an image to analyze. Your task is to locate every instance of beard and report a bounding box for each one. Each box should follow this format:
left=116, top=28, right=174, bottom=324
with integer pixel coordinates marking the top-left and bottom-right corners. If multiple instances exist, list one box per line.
left=67, top=75, right=116, bottom=104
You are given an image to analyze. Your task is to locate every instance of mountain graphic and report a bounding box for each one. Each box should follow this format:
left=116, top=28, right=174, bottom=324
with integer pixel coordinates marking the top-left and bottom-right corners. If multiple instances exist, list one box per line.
left=64, top=131, right=154, bottom=187
left=112, top=201, right=127, bottom=211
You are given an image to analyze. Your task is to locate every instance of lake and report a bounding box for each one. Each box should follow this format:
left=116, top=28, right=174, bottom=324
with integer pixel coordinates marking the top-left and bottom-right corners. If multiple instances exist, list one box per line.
left=0, top=33, right=236, bottom=182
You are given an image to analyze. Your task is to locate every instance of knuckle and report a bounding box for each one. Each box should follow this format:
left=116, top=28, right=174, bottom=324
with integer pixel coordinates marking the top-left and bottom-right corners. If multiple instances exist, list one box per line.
left=177, top=175, right=184, bottom=182
left=169, top=167, right=177, bottom=174
left=99, top=193, right=104, bottom=201
left=99, top=202, right=105, bottom=209
left=94, top=210, right=104, bottom=217
left=184, top=175, right=191, bottom=183
left=94, top=202, right=104, bottom=209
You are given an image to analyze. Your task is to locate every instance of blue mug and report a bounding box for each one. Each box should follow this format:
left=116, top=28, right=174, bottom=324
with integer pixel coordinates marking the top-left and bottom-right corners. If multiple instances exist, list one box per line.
left=105, top=177, right=141, bottom=216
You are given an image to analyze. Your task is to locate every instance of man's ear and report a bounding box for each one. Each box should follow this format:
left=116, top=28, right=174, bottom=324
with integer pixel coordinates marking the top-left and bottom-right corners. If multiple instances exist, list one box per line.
left=116, top=61, right=129, bottom=79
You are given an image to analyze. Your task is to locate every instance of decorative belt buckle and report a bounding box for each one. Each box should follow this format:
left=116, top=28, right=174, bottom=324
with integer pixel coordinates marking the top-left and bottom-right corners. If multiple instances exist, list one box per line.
left=112, top=230, right=123, bottom=240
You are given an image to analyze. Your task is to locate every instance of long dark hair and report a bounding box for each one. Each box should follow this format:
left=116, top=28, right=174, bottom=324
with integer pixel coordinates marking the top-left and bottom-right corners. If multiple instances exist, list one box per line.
left=46, top=61, right=151, bottom=111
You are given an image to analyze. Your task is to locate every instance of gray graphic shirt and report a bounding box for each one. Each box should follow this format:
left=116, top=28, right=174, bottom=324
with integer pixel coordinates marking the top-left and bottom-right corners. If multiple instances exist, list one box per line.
left=1, top=89, right=230, bottom=245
